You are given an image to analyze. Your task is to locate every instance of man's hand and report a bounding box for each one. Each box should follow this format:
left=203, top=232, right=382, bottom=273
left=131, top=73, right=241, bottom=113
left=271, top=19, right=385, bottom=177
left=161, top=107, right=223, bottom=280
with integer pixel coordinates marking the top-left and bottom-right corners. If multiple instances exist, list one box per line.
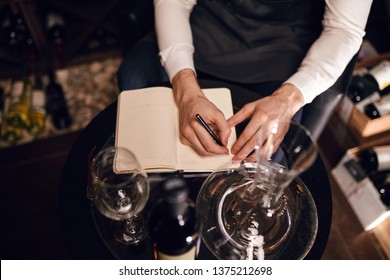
left=228, top=83, right=304, bottom=161
left=171, top=69, right=231, bottom=156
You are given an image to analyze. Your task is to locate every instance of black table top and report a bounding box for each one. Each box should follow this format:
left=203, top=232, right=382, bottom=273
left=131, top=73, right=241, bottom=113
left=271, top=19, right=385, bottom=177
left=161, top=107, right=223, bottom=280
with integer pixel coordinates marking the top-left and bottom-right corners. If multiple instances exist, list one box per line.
left=59, top=80, right=332, bottom=260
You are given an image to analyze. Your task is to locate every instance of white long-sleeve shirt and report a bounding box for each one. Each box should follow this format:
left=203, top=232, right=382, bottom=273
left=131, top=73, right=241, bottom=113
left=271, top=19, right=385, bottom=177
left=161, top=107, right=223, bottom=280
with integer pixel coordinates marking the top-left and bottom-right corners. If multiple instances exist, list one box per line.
left=154, top=0, right=373, bottom=104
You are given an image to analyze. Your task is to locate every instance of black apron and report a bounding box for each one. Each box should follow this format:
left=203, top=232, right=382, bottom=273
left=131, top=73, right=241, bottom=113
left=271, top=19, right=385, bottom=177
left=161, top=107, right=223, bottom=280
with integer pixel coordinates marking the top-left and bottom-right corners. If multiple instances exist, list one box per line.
left=190, top=0, right=325, bottom=83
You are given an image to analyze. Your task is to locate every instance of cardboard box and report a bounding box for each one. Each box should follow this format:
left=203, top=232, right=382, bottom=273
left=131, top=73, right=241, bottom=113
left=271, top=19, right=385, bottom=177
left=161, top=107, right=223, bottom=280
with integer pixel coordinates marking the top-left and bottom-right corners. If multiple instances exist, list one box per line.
left=332, top=152, right=390, bottom=230
left=331, top=146, right=390, bottom=231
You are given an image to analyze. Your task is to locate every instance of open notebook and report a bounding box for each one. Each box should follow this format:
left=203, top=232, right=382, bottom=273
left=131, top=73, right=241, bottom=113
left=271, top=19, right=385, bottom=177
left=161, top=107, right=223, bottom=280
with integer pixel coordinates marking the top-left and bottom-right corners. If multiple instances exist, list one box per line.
left=115, top=87, right=236, bottom=173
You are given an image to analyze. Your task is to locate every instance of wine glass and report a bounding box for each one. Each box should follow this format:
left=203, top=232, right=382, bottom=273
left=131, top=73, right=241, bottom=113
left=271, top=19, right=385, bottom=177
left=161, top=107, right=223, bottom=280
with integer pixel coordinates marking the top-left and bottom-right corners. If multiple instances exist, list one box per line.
left=91, top=146, right=150, bottom=245
left=196, top=120, right=318, bottom=259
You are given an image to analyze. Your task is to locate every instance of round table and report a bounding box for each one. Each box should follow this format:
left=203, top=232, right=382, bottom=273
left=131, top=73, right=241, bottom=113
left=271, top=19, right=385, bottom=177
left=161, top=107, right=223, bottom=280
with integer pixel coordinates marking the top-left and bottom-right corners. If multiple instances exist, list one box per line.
left=59, top=80, right=332, bottom=260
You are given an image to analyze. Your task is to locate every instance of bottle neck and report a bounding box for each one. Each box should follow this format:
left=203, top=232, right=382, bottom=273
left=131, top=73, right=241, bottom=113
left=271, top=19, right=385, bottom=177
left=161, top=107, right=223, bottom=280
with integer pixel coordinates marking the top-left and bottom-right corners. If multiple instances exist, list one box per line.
left=379, top=85, right=390, bottom=97
left=167, top=200, right=190, bottom=219
left=48, top=69, right=57, bottom=84
left=0, top=86, right=4, bottom=113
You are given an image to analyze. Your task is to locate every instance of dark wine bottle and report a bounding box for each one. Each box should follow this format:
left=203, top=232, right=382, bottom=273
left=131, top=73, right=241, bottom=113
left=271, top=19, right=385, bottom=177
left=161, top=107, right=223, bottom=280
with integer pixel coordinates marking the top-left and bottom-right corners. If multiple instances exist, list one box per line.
left=1, top=10, right=16, bottom=47
left=1, top=6, right=27, bottom=48
left=355, top=83, right=390, bottom=112
left=364, top=86, right=390, bottom=119
left=358, top=145, right=390, bottom=174
left=369, top=171, right=390, bottom=206
left=149, top=177, right=200, bottom=260
left=348, top=60, right=390, bottom=103
left=0, top=85, right=4, bottom=128
left=376, top=181, right=390, bottom=206
left=46, top=12, right=65, bottom=56
left=45, top=69, right=72, bottom=129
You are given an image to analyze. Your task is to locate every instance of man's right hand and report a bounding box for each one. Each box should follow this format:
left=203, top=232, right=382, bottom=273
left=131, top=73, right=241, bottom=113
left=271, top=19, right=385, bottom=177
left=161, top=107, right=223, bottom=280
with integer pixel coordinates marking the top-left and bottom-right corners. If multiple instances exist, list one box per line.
left=171, top=69, right=231, bottom=156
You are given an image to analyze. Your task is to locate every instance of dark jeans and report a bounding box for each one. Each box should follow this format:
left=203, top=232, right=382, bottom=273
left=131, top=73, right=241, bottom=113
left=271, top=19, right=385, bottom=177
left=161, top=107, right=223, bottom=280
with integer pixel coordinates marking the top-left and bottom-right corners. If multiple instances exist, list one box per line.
left=117, top=34, right=169, bottom=91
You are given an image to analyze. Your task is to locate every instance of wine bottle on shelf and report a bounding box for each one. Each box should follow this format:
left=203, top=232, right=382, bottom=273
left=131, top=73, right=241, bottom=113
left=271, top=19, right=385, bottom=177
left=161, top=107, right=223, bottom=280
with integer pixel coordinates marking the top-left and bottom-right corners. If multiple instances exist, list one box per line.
left=1, top=10, right=16, bottom=46
left=363, top=87, right=390, bottom=119
left=28, top=74, right=46, bottom=136
left=369, top=171, right=390, bottom=207
left=5, top=73, right=32, bottom=129
left=45, top=69, right=72, bottom=129
left=25, top=29, right=37, bottom=67
left=46, top=11, right=65, bottom=56
left=1, top=6, right=27, bottom=48
left=348, top=60, right=390, bottom=103
left=377, top=180, right=390, bottom=207
left=149, top=177, right=200, bottom=260
left=358, top=145, right=390, bottom=174
left=13, top=9, right=27, bottom=48
left=355, top=85, right=390, bottom=112
left=1, top=80, right=23, bottom=144
left=0, top=85, right=4, bottom=129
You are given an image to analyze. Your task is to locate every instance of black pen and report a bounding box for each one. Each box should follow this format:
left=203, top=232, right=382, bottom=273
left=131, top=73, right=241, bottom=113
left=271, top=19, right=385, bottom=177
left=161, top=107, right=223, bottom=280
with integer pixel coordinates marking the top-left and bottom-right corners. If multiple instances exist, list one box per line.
left=195, top=114, right=224, bottom=146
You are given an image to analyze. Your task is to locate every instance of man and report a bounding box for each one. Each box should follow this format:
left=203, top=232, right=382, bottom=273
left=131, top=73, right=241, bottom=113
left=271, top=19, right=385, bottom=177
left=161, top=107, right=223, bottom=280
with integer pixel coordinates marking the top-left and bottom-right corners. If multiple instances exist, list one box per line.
left=118, top=0, right=372, bottom=161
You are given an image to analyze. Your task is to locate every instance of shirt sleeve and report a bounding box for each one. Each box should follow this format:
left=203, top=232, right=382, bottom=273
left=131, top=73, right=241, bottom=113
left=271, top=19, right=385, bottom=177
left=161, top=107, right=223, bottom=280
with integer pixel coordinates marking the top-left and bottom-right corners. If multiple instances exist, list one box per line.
left=154, top=0, right=197, bottom=81
left=155, top=0, right=373, bottom=104
left=285, top=0, right=373, bottom=104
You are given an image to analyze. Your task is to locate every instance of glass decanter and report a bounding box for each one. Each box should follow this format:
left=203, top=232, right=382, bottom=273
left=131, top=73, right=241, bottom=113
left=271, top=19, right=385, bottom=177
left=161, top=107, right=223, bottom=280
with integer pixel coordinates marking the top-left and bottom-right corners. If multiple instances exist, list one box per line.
left=196, top=120, right=319, bottom=259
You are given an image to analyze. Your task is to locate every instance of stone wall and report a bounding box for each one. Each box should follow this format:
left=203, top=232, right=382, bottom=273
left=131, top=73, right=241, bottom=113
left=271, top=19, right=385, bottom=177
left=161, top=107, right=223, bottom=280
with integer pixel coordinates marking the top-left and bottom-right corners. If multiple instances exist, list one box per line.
left=0, top=56, right=122, bottom=148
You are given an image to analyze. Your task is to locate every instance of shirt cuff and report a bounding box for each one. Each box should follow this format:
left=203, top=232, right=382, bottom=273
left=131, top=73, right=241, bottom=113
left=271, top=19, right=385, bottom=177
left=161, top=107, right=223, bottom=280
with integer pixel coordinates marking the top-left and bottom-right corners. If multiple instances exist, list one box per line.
left=284, top=72, right=328, bottom=105
left=159, top=43, right=195, bottom=81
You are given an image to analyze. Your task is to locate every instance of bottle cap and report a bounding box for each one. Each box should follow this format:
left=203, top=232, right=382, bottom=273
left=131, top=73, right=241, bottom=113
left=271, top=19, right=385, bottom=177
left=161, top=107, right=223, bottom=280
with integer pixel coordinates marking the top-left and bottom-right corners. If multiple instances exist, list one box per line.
left=162, top=177, right=189, bottom=204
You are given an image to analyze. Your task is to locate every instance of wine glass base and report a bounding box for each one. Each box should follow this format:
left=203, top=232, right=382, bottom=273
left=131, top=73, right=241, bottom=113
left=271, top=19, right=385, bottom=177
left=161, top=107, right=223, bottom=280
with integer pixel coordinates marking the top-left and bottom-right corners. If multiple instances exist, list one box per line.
left=112, top=215, right=148, bottom=245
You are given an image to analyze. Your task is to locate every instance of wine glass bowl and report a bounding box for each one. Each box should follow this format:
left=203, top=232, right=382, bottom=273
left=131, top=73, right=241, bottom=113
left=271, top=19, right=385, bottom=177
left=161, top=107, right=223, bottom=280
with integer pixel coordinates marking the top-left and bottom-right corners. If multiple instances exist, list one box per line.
left=196, top=120, right=319, bottom=259
left=91, top=146, right=150, bottom=244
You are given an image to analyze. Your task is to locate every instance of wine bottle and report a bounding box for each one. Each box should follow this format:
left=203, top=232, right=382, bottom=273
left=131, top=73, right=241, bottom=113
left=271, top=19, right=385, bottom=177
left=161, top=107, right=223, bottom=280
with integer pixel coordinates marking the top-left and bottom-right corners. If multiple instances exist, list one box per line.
left=1, top=6, right=27, bottom=48
left=358, top=145, right=390, bottom=174
left=1, top=10, right=16, bottom=47
left=28, top=74, right=46, bottom=136
left=364, top=87, right=390, bottom=119
left=376, top=180, right=390, bottom=206
left=46, top=12, right=65, bottom=56
left=13, top=9, right=27, bottom=48
left=0, top=85, right=4, bottom=129
left=5, top=74, right=32, bottom=128
left=369, top=171, right=390, bottom=206
left=348, top=60, right=390, bottom=103
left=149, top=177, right=200, bottom=260
left=1, top=80, right=23, bottom=144
left=355, top=85, right=390, bottom=112
left=45, top=69, right=72, bottom=129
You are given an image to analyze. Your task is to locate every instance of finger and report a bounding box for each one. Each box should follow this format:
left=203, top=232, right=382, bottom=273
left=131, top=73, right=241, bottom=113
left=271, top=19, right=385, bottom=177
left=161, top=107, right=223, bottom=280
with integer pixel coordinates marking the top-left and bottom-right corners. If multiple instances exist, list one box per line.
left=272, top=135, right=284, bottom=154
left=243, top=149, right=257, bottom=163
left=212, top=113, right=231, bottom=146
left=181, top=133, right=213, bottom=156
left=245, top=153, right=257, bottom=163
left=180, top=126, right=212, bottom=156
left=194, top=122, right=230, bottom=154
left=232, top=135, right=257, bottom=161
left=231, top=116, right=263, bottom=155
left=227, top=104, right=253, bottom=127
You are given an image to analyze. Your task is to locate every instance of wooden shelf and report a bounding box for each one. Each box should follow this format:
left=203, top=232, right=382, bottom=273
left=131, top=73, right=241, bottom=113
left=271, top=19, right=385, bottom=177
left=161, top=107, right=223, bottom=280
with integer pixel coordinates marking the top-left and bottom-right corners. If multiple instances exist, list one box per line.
left=320, top=112, right=390, bottom=259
